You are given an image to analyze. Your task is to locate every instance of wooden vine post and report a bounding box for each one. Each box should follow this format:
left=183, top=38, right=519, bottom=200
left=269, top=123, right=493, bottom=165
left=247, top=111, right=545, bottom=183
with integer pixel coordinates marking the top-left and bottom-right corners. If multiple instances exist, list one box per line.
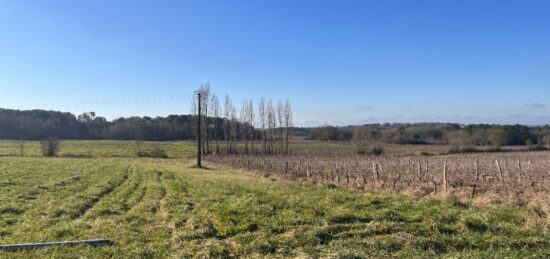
left=443, top=161, right=448, bottom=191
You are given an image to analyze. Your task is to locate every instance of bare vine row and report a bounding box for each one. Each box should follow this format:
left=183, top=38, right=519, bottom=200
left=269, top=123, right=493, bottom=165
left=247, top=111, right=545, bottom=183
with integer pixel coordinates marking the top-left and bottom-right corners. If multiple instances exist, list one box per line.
left=208, top=152, right=550, bottom=204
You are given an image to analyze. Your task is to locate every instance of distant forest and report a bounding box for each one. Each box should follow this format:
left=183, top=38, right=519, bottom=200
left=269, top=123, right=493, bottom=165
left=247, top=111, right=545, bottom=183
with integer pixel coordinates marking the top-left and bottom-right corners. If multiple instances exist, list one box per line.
left=302, top=123, right=550, bottom=146
left=0, top=108, right=200, bottom=140
left=2, top=108, right=550, bottom=146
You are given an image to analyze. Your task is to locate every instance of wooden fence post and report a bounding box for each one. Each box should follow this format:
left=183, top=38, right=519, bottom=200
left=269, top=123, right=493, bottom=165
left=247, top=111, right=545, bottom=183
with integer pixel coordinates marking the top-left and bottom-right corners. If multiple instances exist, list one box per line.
left=443, top=161, right=448, bottom=191
left=475, top=159, right=480, bottom=182
left=495, top=160, right=503, bottom=182
left=373, top=163, right=380, bottom=189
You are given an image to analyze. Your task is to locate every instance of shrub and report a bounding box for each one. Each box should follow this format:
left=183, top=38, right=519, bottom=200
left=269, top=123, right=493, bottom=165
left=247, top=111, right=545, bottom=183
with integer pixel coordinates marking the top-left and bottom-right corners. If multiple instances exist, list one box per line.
left=137, top=146, right=168, bottom=158
left=356, top=148, right=367, bottom=155
left=418, top=151, right=434, bottom=156
left=371, top=147, right=384, bottom=156
left=149, top=146, right=168, bottom=158
left=448, top=146, right=484, bottom=154
left=136, top=150, right=147, bottom=157
left=527, top=145, right=548, bottom=151
left=40, top=138, right=60, bottom=157
left=448, top=145, right=506, bottom=154
left=448, top=145, right=460, bottom=154
left=402, top=139, right=429, bottom=145
left=459, top=146, right=480, bottom=153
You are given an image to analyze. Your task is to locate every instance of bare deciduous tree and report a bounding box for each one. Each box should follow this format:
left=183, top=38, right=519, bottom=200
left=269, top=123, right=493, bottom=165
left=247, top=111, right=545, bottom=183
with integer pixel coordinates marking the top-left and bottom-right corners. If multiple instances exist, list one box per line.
left=198, top=84, right=211, bottom=155
left=19, top=137, right=25, bottom=157
left=211, top=94, right=221, bottom=154
left=224, top=94, right=232, bottom=154
left=230, top=106, right=238, bottom=154
left=283, top=99, right=293, bottom=155
left=247, top=100, right=255, bottom=155
left=193, top=88, right=290, bottom=156
left=258, top=98, right=266, bottom=154
left=135, top=127, right=143, bottom=156
left=351, top=128, right=371, bottom=155
left=240, top=100, right=249, bottom=154
left=267, top=100, right=276, bottom=154
left=277, top=101, right=284, bottom=154
left=40, top=138, right=60, bottom=157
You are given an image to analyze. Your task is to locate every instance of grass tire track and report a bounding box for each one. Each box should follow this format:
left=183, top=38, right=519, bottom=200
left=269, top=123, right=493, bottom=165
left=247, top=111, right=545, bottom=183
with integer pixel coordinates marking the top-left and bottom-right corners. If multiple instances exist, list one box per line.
left=67, top=166, right=130, bottom=220
left=85, top=165, right=149, bottom=218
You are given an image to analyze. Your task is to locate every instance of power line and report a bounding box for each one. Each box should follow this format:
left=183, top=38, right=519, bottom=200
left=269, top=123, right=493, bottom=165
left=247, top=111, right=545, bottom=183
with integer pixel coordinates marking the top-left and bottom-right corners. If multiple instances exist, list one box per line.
left=6, top=91, right=194, bottom=110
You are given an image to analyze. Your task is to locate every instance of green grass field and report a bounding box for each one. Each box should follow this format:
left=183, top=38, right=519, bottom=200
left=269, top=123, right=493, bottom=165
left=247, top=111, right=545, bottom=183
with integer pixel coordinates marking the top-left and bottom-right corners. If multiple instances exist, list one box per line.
left=1, top=141, right=550, bottom=257
left=0, top=140, right=196, bottom=158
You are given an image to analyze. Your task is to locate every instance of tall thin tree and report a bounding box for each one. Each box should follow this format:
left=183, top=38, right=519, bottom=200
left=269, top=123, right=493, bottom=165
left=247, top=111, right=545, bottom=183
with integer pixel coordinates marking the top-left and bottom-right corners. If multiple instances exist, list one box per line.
left=284, top=99, right=293, bottom=155
left=230, top=106, right=238, bottom=154
left=247, top=100, right=255, bottom=155
left=240, top=100, right=249, bottom=154
left=258, top=98, right=266, bottom=154
left=224, top=94, right=232, bottom=154
left=277, top=100, right=284, bottom=154
left=198, top=84, right=211, bottom=155
left=211, top=94, right=221, bottom=154
left=267, top=100, right=276, bottom=154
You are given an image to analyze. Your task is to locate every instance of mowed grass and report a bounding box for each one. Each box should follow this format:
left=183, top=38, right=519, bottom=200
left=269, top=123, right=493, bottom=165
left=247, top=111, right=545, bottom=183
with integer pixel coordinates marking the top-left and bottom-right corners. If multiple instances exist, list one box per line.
left=1, top=156, right=550, bottom=257
left=0, top=140, right=195, bottom=158
left=0, top=140, right=353, bottom=158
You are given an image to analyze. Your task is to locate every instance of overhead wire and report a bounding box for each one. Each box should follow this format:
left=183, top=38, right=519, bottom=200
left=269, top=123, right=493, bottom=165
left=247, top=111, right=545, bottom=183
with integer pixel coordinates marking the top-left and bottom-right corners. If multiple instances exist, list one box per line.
left=6, top=91, right=194, bottom=110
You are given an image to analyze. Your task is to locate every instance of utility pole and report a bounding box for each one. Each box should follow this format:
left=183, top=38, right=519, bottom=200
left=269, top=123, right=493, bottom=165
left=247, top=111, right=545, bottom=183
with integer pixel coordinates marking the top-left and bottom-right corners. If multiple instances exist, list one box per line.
left=197, top=92, right=202, bottom=168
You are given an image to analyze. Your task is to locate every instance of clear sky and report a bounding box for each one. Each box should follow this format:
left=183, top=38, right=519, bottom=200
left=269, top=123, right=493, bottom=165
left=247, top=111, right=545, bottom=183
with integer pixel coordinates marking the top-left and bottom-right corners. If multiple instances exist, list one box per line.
left=1, top=0, right=549, bottom=126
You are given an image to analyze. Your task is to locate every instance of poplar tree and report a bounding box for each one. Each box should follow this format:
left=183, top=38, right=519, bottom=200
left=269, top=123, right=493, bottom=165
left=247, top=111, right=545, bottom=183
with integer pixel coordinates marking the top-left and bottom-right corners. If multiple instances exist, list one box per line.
left=258, top=98, right=266, bottom=154
left=210, top=94, right=221, bottom=154
left=284, top=99, right=293, bottom=155
left=224, top=94, right=233, bottom=154
left=267, top=100, right=276, bottom=154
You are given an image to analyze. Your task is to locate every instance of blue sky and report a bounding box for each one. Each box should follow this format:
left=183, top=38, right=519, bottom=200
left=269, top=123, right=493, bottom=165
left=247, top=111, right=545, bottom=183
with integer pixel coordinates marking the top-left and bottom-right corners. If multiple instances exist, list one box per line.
left=1, top=0, right=549, bottom=126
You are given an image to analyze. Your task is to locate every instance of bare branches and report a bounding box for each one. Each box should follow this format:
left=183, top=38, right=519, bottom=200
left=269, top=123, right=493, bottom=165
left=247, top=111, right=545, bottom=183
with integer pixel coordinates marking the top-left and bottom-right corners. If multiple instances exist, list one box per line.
left=284, top=99, right=293, bottom=155
left=267, top=100, right=276, bottom=154
left=211, top=94, right=221, bottom=154
left=193, top=85, right=293, bottom=156
left=224, top=94, right=233, bottom=153
left=258, top=98, right=266, bottom=154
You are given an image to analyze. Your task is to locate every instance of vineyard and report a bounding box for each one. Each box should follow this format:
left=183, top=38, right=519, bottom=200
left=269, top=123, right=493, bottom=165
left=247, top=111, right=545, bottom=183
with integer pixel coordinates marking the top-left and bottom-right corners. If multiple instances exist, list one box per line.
left=208, top=150, right=550, bottom=209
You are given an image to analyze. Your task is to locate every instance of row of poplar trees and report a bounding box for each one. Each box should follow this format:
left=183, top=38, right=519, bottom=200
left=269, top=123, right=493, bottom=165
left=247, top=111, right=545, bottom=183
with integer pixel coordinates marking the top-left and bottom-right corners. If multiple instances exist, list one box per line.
left=192, top=84, right=293, bottom=155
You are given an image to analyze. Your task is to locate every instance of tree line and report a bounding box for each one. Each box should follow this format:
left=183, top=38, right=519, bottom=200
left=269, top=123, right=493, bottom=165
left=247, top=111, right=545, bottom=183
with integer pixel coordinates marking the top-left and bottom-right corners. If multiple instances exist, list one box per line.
left=0, top=108, right=199, bottom=140
left=0, top=86, right=295, bottom=156
left=192, top=84, right=293, bottom=155
left=6, top=105, right=547, bottom=148
left=305, top=123, right=550, bottom=147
